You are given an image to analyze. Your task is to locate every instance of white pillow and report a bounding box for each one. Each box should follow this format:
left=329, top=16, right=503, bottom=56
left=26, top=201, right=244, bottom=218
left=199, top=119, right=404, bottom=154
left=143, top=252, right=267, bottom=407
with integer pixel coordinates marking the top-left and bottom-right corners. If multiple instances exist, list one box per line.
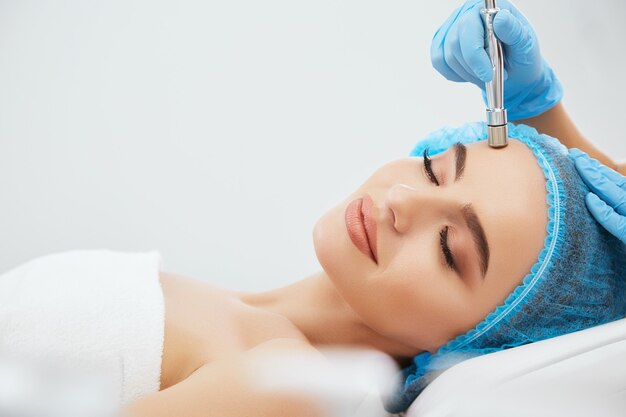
left=403, top=317, right=626, bottom=417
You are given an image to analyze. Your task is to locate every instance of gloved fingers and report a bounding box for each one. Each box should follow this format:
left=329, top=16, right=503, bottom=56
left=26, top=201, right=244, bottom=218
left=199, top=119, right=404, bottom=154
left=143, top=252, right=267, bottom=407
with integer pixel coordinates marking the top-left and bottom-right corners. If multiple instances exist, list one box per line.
left=431, top=0, right=485, bottom=84
left=574, top=156, right=626, bottom=217
left=569, top=148, right=626, bottom=190
left=586, top=193, right=626, bottom=243
left=431, top=39, right=466, bottom=83
left=594, top=162, right=624, bottom=190
left=492, top=9, right=525, bottom=46
left=493, top=8, right=534, bottom=61
left=567, top=148, right=587, bottom=158
left=431, top=1, right=472, bottom=48
left=504, top=0, right=536, bottom=34
left=442, top=36, right=483, bottom=85
left=446, top=19, right=482, bottom=81
left=458, top=9, right=493, bottom=83
left=431, top=3, right=471, bottom=83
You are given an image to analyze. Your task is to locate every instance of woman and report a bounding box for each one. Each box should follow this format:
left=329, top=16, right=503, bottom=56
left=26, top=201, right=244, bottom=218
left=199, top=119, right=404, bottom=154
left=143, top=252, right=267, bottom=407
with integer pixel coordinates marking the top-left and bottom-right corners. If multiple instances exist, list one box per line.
left=3, top=123, right=622, bottom=417
left=131, top=0, right=626, bottom=413
left=1, top=2, right=625, bottom=417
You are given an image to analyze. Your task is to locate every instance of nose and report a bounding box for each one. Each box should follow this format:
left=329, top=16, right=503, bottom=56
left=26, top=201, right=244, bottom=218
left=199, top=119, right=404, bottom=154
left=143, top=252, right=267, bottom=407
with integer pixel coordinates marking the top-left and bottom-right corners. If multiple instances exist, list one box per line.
left=385, top=183, right=453, bottom=233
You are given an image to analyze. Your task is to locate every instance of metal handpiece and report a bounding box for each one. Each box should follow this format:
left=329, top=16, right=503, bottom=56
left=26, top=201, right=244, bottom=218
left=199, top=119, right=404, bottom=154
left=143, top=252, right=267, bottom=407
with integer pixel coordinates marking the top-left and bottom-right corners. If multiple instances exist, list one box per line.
left=481, top=0, right=508, bottom=148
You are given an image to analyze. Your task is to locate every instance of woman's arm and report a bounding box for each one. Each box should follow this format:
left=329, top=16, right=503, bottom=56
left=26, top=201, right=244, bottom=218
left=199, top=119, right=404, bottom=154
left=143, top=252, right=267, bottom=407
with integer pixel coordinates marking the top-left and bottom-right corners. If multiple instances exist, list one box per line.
left=123, top=338, right=328, bottom=417
left=518, top=102, right=626, bottom=175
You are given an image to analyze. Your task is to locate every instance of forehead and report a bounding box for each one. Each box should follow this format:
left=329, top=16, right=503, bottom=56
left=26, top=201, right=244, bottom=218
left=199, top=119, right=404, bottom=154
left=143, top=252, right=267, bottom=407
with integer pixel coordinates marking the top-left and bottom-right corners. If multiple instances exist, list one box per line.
left=460, top=138, right=548, bottom=292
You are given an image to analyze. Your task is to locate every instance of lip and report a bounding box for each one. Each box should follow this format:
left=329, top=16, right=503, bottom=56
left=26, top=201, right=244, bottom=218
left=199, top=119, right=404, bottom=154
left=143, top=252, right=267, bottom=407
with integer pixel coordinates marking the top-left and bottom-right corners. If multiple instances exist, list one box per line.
left=360, top=194, right=378, bottom=263
left=344, top=195, right=378, bottom=264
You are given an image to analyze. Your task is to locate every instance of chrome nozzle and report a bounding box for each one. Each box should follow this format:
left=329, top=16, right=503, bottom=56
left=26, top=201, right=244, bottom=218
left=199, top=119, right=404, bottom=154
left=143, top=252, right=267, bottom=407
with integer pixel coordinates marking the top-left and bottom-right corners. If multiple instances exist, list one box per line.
left=481, top=0, right=508, bottom=148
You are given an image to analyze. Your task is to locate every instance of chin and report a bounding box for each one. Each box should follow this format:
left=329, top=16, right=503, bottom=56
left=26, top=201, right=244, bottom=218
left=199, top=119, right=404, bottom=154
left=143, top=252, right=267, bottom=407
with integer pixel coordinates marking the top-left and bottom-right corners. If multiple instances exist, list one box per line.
left=312, top=209, right=336, bottom=277
left=312, top=203, right=353, bottom=287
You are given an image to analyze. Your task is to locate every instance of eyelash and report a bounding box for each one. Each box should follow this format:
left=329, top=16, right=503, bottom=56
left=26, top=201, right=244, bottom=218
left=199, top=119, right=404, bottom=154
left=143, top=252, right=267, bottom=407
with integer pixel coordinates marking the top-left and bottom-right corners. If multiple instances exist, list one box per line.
left=422, top=148, right=440, bottom=186
left=439, top=226, right=458, bottom=273
left=420, top=149, right=457, bottom=273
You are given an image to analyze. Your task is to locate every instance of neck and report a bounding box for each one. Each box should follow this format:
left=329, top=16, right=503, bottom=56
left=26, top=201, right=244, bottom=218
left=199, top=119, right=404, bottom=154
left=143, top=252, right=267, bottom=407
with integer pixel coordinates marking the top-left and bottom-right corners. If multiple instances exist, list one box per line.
left=235, top=270, right=419, bottom=368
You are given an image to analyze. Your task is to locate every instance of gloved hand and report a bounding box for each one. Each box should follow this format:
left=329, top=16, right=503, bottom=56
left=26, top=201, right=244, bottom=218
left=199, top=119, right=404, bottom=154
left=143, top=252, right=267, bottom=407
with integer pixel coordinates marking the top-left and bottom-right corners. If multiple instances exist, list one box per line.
left=431, top=0, right=563, bottom=120
left=569, top=148, right=626, bottom=243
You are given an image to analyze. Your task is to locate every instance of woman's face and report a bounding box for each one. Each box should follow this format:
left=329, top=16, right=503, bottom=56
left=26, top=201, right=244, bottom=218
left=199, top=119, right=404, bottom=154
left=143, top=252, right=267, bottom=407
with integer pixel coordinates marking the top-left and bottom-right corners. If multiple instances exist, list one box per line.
left=313, top=138, right=548, bottom=352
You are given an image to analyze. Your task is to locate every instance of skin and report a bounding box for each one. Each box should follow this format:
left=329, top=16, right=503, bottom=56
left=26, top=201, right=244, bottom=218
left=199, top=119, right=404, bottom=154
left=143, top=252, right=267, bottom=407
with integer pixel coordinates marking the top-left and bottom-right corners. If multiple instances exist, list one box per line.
left=237, top=137, right=548, bottom=359
left=124, top=71, right=621, bottom=417
left=126, top=137, right=549, bottom=416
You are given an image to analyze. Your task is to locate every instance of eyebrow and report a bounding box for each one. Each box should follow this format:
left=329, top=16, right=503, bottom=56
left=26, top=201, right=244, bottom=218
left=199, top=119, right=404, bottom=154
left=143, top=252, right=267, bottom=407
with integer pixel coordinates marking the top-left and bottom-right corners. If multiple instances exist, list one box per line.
left=452, top=143, right=490, bottom=278
left=454, top=142, right=467, bottom=181
left=461, top=204, right=490, bottom=278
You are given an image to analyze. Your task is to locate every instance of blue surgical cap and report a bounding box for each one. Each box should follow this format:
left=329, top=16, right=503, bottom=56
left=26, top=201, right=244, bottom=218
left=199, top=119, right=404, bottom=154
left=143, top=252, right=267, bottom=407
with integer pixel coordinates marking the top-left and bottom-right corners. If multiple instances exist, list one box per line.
left=382, top=122, right=626, bottom=414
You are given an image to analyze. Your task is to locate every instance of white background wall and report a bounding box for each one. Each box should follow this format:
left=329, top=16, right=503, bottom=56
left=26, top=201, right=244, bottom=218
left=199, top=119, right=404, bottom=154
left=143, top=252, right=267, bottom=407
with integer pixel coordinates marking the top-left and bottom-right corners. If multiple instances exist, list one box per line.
left=1, top=0, right=624, bottom=290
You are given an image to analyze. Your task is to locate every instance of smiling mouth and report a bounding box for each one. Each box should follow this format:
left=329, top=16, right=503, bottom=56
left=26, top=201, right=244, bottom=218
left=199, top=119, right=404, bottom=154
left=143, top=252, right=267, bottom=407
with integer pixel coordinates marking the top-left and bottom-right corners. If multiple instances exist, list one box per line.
left=345, top=198, right=377, bottom=264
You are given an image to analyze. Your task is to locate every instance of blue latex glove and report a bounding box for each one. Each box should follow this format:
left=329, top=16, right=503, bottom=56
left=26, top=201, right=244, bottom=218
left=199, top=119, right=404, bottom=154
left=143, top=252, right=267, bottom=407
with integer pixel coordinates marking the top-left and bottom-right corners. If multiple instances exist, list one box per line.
left=569, top=148, right=626, bottom=243
left=431, top=0, right=563, bottom=120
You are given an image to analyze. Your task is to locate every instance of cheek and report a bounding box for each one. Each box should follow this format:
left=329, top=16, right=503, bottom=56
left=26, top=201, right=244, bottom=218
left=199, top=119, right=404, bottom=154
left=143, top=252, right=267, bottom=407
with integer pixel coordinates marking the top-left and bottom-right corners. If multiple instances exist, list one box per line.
left=389, top=276, right=466, bottom=351
left=312, top=158, right=409, bottom=273
left=312, top=200, right=365, bottom=288
left=363, top=252, right=476, bottom=350
left=312, top=207, right=341, bottom=279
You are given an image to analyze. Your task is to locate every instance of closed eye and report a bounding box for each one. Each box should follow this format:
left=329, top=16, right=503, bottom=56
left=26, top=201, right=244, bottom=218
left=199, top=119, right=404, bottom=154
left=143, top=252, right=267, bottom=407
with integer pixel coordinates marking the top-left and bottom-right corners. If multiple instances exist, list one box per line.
left=440, top=226, right=459, bottom=273
left=422, top=148, right=439, bottom=186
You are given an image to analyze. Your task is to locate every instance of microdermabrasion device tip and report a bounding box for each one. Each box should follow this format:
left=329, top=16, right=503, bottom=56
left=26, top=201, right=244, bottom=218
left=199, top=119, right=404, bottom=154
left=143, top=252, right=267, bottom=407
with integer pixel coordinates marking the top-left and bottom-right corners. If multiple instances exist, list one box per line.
left=481, top=0, right=508, bottom=148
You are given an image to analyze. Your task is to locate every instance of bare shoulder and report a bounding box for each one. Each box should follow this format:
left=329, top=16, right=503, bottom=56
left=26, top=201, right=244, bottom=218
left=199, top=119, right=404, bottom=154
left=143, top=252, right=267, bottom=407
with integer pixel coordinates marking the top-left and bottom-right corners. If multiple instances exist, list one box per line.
left=123, top=337, right=328, bottom=417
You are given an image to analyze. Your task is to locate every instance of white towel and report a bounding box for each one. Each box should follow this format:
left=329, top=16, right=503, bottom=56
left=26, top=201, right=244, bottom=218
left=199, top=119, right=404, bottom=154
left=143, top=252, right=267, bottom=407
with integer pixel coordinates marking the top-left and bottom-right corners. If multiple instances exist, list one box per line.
left=0, top=249, right=165, bottom=406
